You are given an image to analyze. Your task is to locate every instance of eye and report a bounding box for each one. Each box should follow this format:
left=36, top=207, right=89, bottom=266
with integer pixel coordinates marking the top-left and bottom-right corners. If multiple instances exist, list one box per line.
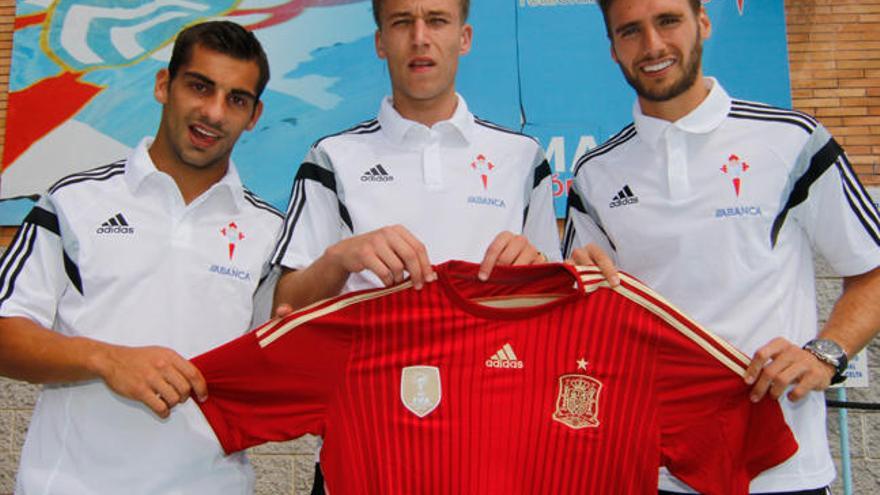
left=391, top=18, right=412, bottom=27
left=228, top=94, right=248, bottom=108
left=427, top=17, right=448, bottom=26
left=618, top=25, right=639, bottom=39
left=189, top=81, right=209, bottom=93
left=659, top=15, right=682, bottom=27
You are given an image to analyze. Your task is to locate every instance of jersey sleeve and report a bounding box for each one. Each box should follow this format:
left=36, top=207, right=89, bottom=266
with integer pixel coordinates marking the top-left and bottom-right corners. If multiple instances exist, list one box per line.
left=650, top=304, right=798, bottom=494
left=272, top=144, right=348, bottom=271
left=562, top=174, right=616, bottom=260
left=192, top=311, right=353, bottom=454
left=786, top=125, right=880, bottom=276
left=522, top=145, right=563, bottom=261
left=0, top=197, right=72, bottom=328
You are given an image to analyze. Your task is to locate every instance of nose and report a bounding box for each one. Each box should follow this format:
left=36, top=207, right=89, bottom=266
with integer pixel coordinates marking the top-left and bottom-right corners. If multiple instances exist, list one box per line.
left=411, top=18, right=428, bottom=47
left=641, top=25, right=665, bottom=57
left=201, top=93, right=226, bottom=126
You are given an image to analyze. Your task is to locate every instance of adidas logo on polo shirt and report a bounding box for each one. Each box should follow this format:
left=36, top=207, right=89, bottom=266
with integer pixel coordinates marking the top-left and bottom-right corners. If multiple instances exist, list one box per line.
left=485, top=343, right=524, bottom=369
left=96, top=213, right=134, bottom=234
left=609, top=185, right=639, bottom=208
left=360, top=164, right=394, bottom=182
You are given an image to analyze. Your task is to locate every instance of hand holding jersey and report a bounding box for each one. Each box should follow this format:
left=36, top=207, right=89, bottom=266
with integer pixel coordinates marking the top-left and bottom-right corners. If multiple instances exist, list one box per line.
left=567, top=243, right=620, bottom=287
left=94, top=343, right=208, bottom=418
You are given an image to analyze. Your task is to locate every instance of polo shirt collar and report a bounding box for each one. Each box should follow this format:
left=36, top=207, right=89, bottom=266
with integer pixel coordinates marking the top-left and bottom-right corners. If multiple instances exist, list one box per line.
left=633, top=77, right=731, bottom=148
left=125, top=136, right=247, bottom=211
left=378, top=93, right=475, bottom=147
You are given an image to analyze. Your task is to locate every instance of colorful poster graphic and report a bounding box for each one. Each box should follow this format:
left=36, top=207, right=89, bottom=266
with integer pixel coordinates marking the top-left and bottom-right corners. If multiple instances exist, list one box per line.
left=1, top=0, right=788, bottom=222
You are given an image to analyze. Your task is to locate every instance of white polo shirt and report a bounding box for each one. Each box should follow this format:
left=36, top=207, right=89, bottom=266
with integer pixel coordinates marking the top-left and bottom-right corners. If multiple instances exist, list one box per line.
left=564, top=79, right=880, bottom=492
left=273, top=94, right=561, bottom=292
left=0, top=138, right=283, bottom=495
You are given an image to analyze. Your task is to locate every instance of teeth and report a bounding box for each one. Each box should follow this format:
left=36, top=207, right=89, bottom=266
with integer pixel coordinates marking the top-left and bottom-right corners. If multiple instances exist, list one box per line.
left=192, top=126, right=219, bottom=138
left=643, top=59, right=673, bottom=73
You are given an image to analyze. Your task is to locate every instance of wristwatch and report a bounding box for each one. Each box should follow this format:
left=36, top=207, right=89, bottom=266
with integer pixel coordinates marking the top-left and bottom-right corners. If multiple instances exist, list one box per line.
left=803, top=339, right=848, bottom=385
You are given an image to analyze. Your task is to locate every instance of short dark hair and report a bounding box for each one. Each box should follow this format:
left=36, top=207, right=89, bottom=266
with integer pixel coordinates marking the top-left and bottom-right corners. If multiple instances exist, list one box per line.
left=597, top=0, right=702, bottom=37
left=371, top=0, right=470, bottom=27
left=168, top=21, right=270, bottom=100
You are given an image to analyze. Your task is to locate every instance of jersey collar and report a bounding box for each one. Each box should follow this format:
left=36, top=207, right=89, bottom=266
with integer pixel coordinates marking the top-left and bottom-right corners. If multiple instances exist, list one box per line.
left=632, top=77, right=731, bottom=148
left=124, top=137, right=247, bottom=211
left=377, top=93, right=476, bottom=148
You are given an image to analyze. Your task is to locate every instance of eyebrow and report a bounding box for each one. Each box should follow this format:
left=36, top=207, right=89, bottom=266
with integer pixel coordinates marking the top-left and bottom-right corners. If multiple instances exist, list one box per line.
left=386, top=9, right=453, bottom=21
left=182, top=70, right=258, bottom=102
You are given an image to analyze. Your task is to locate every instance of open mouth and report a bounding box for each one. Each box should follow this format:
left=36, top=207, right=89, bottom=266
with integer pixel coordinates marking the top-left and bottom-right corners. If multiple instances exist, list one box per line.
left=189, top=124, right=221, bottom=147
left=641, top=59, right=675, bottom=74
left=409, top=57, right=436, bottom=72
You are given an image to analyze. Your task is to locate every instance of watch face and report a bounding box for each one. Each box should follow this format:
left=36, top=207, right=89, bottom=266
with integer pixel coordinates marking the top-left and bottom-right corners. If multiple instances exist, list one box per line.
left=814, top=339, right=844, bottom=358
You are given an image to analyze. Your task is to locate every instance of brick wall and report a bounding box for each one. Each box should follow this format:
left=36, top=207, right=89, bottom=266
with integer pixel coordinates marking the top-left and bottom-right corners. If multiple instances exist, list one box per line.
left=0, top=2, right=876, bottom=494
left=786, top=0, right=880, bottom=185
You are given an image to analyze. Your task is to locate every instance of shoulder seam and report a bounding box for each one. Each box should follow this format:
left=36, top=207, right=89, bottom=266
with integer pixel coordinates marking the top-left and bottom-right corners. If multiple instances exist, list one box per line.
left=48, top=161, right=126, bottom=194
left=255, top=281, right=414, bottom=347
left=312, top=119, right=381, bottom=148
left=572, top=124, right=637, bottom=176
left=242, top=188, right=283, bottom=219
left=473, top=117, right=538, bottom=144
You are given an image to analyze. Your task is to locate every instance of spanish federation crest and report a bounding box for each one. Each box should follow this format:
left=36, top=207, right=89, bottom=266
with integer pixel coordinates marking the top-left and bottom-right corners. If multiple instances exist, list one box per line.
left=401, top=366, right=442, bottom=418
left=552, top=374, right=602, bottom=429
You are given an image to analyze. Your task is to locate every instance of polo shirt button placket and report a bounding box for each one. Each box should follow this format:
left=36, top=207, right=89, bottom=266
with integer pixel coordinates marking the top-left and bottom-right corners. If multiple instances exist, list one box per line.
left=665, top=127, right=690, bottom=200
left=423, top=132, right=443, bottom=190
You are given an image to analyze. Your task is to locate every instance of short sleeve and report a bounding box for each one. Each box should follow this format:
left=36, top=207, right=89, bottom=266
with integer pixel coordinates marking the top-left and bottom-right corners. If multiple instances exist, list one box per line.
left=654, top=314, right=798, bottom=495
left=192, top=308, right=353, bottom=454
left=522, top=145, right=563, bottom=261
left=0, top=197, right=71, bottom=328
left=787, top=126, right=880, bottom=276
left=272, top=145, right=348, bottom=270
left=562, top=176, right=616, bottom=260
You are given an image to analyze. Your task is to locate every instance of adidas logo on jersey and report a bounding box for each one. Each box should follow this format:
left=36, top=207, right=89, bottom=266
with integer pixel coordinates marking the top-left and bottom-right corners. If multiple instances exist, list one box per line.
left=96, top=213, right=134, bottom=234
left=485, top=343, right=524, bottom=369
left=360, top=164, right=394, bottom=182
left=609, top=185, right=639, bottom=208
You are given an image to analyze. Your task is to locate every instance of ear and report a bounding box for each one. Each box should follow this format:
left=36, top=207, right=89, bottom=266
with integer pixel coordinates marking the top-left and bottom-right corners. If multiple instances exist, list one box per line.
left=375, top=29, right=387, bottom=60
left=246, top=100, right=264, bottom=131
left=154, top=68, right=170, bottom=104
left=459, top=23, right=473, bottom=56
left=698, top=6, right=712, bottom=41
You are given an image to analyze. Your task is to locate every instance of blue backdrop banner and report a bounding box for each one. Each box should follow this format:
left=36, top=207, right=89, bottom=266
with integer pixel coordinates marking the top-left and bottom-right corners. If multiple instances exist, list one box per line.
left=1, top=0, right=788, bottom=222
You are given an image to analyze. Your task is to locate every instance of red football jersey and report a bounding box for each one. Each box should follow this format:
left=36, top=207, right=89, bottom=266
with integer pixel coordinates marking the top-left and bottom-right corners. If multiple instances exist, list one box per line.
left=193, top=261, right=797, bottom=495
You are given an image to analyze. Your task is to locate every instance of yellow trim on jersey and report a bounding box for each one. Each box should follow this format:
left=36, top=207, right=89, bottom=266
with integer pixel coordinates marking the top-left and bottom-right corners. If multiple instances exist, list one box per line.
left=575, top=267, right=751, bottom=376
left=258, top=281, right=414, bottom=348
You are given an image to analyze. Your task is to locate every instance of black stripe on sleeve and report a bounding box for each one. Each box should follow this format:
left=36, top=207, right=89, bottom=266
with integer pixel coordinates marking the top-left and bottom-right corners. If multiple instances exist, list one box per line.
left=338, top=201, right=353, bottom=233
left=25, top=206, right=60, bottom=235
left=0, top=224, right=37, bottom=307
left=770, top=137, right=842, bottom=247
left=63, top=251, right=83, bottom=295
left=837, top=156, right=880, bottom=246
left=562, top=190, right=586, bottom=256
left=296, top=162, right=338, bottom=193
left=273, top=179, right=307, bottom=266
left=533, top=159, right=551, bottom=189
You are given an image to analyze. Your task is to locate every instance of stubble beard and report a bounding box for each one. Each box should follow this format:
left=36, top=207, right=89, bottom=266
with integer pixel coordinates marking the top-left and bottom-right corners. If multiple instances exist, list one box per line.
left=621, top=33, right=703, bottom=103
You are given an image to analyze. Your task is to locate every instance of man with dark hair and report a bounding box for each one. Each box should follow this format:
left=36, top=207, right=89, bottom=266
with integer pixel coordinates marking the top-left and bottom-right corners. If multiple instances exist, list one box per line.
left=168, top=20, right=271, bottom=101
left=565, top=0, right=880, bottom=493
left=0, top=20, right=281, bottom=494
left=271, top=0, right=561, bottom=492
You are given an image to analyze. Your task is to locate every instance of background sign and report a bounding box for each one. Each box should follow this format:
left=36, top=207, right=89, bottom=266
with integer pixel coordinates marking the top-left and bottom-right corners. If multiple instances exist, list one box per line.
left=0, top=0, right=790, bottom=222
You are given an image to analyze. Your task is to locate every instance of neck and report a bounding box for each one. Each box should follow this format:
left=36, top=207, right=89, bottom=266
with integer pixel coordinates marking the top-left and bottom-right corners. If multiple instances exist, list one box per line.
left=392, top=90, right=459, bottom=127
left=148, top=135, right=229, bottom=205
left=639, top=76, right=711, bottom=122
